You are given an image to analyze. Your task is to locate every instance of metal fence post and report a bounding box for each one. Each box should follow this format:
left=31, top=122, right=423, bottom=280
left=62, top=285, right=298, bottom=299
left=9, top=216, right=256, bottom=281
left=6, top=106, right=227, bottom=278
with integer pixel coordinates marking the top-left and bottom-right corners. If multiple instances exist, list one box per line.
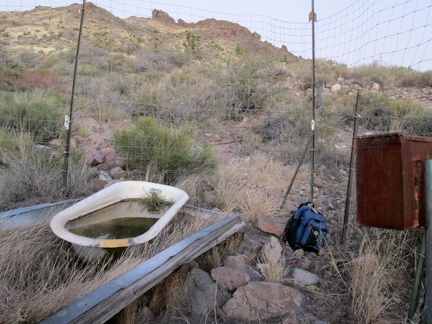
left=426, top=159, right=432, bottom=322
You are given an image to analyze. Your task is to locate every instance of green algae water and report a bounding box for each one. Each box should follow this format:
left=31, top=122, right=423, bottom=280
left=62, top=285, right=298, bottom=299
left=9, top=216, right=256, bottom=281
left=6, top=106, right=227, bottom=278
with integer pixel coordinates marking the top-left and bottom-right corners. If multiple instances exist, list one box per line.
left=69, top=217, right=159, bottom=240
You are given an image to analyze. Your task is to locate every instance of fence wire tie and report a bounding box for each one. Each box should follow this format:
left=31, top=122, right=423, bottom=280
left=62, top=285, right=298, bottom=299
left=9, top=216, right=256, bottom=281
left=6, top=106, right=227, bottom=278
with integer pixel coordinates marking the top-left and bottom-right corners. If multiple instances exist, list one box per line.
left=355, top=113, right=362, bottom=118
left=64, top=116, right=70, bottom=130
left=311, top=119, right=316, bottom=131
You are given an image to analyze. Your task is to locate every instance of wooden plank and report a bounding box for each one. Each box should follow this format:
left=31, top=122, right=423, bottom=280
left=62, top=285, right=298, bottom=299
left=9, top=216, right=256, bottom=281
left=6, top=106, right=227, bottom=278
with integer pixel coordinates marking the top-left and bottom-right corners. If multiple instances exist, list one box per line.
left=42, top=213, right=245, bottom=324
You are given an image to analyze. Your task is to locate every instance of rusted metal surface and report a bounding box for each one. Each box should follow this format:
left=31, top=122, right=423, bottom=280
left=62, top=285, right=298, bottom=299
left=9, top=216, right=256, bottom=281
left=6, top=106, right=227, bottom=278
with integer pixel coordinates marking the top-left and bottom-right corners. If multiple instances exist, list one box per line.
left=355, top=133, right=432, bottom=230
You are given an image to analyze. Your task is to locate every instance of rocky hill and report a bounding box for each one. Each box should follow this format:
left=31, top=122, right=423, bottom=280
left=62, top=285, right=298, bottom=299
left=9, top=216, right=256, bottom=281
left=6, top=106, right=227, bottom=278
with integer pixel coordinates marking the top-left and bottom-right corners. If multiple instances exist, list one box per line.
left=0, top=2, right=295, bottom=64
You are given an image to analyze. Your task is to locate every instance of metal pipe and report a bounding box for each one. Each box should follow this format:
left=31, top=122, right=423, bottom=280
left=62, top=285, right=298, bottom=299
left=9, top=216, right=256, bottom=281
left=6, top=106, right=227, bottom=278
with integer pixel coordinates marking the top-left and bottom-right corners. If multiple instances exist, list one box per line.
left=279, top=135, right=313, bottom=211
left=426, top=159, right=432, bottom=323
left=341, top=92, right=361, bottom=242
left=310, top=0, right=316, bottom=201
left=62, top=0, right=86, bottom=194
left=408, top=229, right=426, bottom=321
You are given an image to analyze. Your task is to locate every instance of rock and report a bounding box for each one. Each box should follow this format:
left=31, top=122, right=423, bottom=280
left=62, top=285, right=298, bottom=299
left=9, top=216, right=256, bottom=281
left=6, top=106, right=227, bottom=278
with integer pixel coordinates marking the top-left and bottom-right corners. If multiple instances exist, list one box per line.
left=223, top=255, right=248, bottom=271
left=245, top=268, right=263, bottom=281
left=104, top=155, right=117, bottom=168
left=89, top=149, right=105, bottom=166
left=210, top=266, right=251, bottom=291
left=98, top=170, right=112, bottom=181
left=331, top=84, right=342, bottom=92
left=261, top=236, right=283, bottom=263
left=292, top=268, right=320, bottom=286
left=92, top=178, right=106, bottom=192
left=100, top=144, right=116, bottom=157
left=313, top=176, right=324, bottom=188
left=110, top=166, right=125, bottom=180
left=257, top=216, right=288, bottom=236
left=152, top=9, right=176, bottom=24
left=223, top=282, right=302, bottom=321
left=188, top=268, right=217, bottom=316
left=294, top=258, right=312, bottom=270
left=96, top=163, right=110, bottom=171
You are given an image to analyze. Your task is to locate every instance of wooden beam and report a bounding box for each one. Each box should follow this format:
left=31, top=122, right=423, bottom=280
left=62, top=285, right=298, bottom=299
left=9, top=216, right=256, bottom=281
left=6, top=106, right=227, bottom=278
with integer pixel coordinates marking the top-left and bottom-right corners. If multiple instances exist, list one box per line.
left=42, top=213, right=245, bottom=324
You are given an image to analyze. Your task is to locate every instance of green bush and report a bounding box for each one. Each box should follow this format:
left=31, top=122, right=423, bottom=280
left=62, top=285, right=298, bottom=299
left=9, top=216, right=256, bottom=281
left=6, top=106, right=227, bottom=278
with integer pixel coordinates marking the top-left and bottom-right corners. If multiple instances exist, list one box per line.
left=0, top=128, right=21, bottom=164
left=113, top=117, right=217, bottom=183
left=217, top=58, right=273, bottom=119
left=0, top=91, right=66, bottom=143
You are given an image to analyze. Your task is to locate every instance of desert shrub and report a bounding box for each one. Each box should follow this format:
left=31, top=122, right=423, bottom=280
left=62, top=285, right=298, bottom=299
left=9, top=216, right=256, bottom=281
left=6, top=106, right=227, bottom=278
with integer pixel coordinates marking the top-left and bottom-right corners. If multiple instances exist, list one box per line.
left=0, top=128, right=21, bottom=164
left=113, top=117, right=217, bottom=184
left=0, top=135, right=94, bottom=210
left=258, top=109, right=310, bottom=143
left=216, top=58, right=275, bottom=119
left=104, top=54, right=135, bottom=73
left=79, top=63, right=103, bottom=77
left=402, top=109, right=432, bottom=136
left=19, top=72, right=65, bottom=92
left=357, top=94, right=425, bottom=133
left=0, top=90, right=66, bottom=143
left=349, top=63, right=432, bottom=88
left=289, top=58, right=347, bottom=89
left=337, top=93, right=427, bottom=133
left=183, top=30, right=202, bottom=57
left=0, top=51, right=24, bottom=78
left=349, top=61, right=397, bottom=87
left=418, top=70, right=432, bottom=87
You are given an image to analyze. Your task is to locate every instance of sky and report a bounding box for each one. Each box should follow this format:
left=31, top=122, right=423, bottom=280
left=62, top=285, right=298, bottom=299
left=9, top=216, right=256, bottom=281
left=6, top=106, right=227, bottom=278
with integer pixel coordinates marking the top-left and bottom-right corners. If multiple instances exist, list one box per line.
left=1, top=0, right=431, bottom=71
left=1, top=0, right=345, bottom=22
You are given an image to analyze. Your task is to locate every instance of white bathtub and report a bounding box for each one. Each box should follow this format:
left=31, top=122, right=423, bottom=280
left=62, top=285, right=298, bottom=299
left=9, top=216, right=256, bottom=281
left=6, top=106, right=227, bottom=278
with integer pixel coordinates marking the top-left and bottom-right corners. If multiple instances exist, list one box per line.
left=50, top=181, right=189, bottom=261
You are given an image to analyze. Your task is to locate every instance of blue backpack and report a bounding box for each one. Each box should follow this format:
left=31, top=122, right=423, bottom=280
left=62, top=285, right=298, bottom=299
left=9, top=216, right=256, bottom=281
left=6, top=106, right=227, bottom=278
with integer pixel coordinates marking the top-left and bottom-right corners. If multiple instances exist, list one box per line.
left=283, top=202, right=328, bottom=253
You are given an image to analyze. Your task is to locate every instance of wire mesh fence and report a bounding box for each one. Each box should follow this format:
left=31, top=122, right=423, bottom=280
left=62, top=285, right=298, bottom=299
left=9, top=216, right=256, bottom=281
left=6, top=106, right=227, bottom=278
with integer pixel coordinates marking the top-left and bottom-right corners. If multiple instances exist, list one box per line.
left=0, top=0, right=431, bottom=211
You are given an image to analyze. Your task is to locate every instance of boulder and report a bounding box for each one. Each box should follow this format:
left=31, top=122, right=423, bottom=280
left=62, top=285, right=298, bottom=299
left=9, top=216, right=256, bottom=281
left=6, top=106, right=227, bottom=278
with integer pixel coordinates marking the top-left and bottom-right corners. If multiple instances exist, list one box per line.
left=257, top=216, right=288, bottom=236
left=292, top=268, right=320, bottom=286
left=223, top=282, right=302, bottom=321
left=331, top=84, right=342, bottom=92
left=188, top=268, right=217, bottom=316
left=223, top=255, right=249, bottom=271
left=261, top=236, right=283, bottom=263
left=211, top=266, right=251, bottom=291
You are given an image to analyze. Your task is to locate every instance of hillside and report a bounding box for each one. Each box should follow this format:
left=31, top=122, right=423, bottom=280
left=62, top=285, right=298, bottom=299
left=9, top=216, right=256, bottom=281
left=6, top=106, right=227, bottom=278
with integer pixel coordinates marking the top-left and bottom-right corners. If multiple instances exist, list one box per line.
left=0, top=2, right=431, bottom=323
left=0, top=2, right=295, bottom=66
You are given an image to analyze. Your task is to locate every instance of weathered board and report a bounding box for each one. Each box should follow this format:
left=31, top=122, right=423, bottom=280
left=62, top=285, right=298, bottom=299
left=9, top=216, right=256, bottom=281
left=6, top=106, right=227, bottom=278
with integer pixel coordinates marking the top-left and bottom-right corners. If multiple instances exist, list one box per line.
left=42, top=212, right=245, bottom=324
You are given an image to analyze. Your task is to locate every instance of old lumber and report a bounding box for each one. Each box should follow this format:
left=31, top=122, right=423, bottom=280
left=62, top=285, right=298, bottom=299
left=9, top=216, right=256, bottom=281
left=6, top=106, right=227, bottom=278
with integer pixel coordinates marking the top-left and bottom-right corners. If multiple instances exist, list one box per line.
left=42, top=212, right=245, bottom=324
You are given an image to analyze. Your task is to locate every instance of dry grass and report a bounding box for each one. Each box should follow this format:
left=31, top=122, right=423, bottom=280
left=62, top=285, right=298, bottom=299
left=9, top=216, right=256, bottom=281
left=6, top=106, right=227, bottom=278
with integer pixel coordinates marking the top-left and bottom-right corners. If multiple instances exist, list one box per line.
left=312, top=225, right=419, bottom=323
left=257, top=252, right=290, bottom=284
left=216, top=152, right=303, bottom=222
left=0, top=207, right=230, bottom=322
left=348, top=227, right=415, bottom=322
left=0, top=134, right=94, bottom=210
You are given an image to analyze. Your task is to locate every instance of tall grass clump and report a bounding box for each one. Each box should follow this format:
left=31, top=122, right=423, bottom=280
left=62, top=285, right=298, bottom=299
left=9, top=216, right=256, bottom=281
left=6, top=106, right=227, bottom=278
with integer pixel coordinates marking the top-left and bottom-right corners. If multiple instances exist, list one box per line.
left=0, top=220, right=111, bottom=323
left=0, top=90, right=66, bottom=143
left=113, top=117, right=217, bottom=184
left=0, top=133, right=93, bottom=210
left=316, top=226, right=418, bottom=323
left=348, top=228, right=416, bottom=322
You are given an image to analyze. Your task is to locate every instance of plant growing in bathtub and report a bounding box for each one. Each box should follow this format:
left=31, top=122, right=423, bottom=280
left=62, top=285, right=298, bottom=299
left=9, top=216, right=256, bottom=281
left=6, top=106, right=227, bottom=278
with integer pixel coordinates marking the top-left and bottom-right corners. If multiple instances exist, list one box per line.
left=138, top=190, right=173, bottom=213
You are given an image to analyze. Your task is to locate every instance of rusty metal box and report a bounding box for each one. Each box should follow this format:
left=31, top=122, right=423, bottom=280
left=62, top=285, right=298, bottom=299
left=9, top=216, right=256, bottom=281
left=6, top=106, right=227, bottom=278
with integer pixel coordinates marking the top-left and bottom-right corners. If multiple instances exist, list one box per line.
left=355, top=133, right=432, bottom=230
